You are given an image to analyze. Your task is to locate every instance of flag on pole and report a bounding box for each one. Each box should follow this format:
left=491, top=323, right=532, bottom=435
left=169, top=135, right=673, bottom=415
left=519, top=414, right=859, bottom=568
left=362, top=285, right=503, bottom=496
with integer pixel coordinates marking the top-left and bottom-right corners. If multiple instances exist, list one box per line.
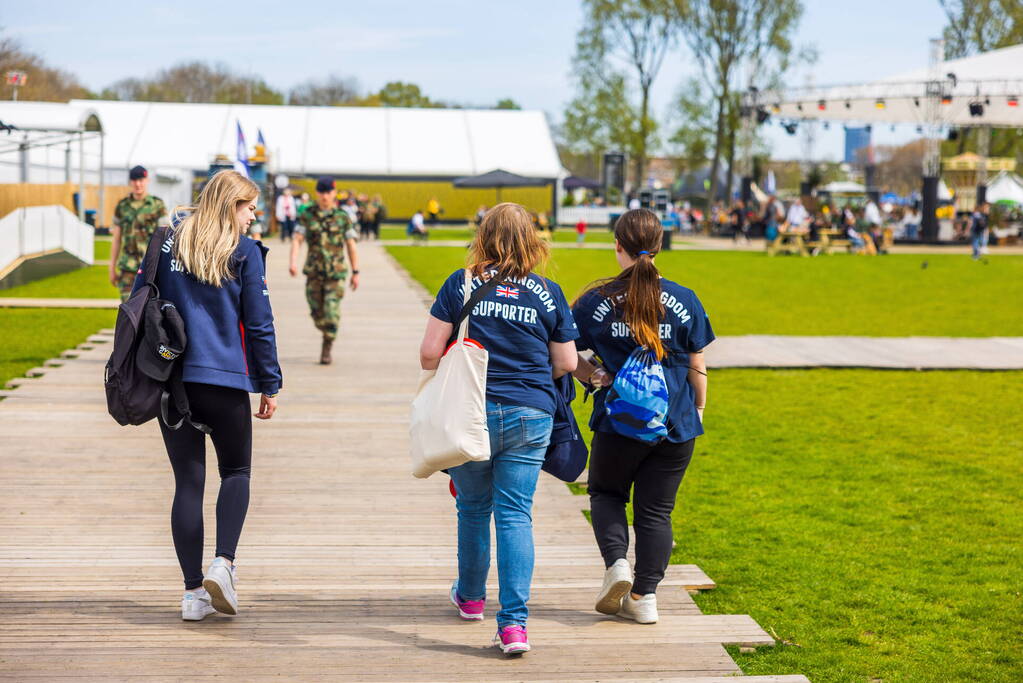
left=257, top=128, right=266, bottom=148
left=234, top=120, right=249, bottom=177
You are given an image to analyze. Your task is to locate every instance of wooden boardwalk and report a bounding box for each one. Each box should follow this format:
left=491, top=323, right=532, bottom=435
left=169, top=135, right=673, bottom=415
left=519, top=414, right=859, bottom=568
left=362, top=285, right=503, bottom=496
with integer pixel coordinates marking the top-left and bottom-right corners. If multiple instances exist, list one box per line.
left=0, top=243, right=806, bottom=681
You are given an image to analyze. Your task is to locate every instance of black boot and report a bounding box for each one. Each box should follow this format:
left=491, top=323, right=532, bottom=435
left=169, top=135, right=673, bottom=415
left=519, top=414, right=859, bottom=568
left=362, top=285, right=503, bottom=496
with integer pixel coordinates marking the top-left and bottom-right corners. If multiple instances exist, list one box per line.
left=320, top=338, right=333, bottom=365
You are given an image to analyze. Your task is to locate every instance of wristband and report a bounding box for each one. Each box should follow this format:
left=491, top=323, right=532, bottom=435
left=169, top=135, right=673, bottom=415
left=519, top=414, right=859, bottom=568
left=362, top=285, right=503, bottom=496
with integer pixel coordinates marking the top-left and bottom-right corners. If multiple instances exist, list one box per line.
left=263, top=392, right=278, bottom=399
left=352, top=270, right=360, bottom=275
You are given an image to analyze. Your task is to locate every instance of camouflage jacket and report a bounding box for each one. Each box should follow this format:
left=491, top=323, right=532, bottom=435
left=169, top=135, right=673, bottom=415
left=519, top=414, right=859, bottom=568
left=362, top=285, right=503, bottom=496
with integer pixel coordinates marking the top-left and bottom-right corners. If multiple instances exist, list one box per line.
left=114, top=194, right=168, bottom=273
left=298, top=205, right=358, bottom=279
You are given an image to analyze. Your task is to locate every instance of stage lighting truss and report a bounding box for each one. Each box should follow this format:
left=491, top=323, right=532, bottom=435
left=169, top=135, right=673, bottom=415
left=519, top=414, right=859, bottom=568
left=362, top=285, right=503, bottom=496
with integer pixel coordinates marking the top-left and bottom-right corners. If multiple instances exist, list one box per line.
left=875, top=99, right=886, bottom=109
left=969, top=101, right=985, bottom=117
left=1008, top=96, right=1019, bottom=107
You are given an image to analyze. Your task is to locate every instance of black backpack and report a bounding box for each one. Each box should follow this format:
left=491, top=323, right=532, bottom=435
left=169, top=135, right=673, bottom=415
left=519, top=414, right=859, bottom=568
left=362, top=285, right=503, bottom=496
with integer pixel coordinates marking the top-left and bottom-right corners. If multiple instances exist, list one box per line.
left=103, top=227, right=210, bottom=433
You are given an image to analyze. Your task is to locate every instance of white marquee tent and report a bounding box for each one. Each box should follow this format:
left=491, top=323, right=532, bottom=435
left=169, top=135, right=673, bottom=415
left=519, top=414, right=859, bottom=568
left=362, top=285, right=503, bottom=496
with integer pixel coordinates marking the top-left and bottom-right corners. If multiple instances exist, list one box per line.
left=4, top=99, right=564, bottom=212
left=985, top=171, right=1023, bottom=204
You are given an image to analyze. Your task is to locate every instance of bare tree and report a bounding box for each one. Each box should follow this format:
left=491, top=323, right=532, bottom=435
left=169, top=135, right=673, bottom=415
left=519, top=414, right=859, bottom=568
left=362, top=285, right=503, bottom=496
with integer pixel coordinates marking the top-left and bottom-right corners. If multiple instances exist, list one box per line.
left=288, top=75, right=361, bottom=106
left=0, top=32, right=90, bottom=101
left=104, top=61, right=283, bottom=105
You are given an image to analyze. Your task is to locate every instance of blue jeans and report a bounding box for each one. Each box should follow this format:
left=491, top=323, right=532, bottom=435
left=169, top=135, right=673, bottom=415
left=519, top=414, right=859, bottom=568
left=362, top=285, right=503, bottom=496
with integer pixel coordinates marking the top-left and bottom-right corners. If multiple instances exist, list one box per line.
left=972, top=230, right=989, bottom=258
left=448, top=401, right=552, bottom=628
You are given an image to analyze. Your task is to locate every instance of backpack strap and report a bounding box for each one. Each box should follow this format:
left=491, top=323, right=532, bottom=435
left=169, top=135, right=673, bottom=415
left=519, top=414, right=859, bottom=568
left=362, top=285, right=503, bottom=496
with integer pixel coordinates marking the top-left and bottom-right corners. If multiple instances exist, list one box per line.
left=140, top=225, right=168, bottom=293
left=452, top=269, right=507, bottom=331
left=160, top=354, right=212, bottom=434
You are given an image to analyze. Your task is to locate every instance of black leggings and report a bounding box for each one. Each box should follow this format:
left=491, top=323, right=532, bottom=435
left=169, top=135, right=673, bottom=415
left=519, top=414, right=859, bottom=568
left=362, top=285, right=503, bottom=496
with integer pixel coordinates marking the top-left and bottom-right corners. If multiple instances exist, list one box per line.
left=159, top=382, right=252, bottom=590
left=587, top=431, right=695, bottom=595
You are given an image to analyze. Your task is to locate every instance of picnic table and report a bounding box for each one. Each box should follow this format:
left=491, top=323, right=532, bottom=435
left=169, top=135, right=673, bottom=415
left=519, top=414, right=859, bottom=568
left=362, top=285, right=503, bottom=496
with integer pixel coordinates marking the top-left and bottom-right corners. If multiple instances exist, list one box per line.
left=768, top=228, right=849, bottom=256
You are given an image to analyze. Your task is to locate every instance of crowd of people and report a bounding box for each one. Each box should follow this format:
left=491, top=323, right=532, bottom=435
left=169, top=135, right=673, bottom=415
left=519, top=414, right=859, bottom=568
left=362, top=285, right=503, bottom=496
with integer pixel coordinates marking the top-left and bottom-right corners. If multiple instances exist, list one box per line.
left=275, top=186, right=387, bottom=242
left=109, top=169, right=714, bottom=655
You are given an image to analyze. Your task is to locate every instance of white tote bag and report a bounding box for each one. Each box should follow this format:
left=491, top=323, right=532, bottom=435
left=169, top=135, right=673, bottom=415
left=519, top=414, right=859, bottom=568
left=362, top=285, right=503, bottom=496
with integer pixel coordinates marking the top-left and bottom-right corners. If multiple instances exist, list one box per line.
left=409, top=269, right=491, bottom=478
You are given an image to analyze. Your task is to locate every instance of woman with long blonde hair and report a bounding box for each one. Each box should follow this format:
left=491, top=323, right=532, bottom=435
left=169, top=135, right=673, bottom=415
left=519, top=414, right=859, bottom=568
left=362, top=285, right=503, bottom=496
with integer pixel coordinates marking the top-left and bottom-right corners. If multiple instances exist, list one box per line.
left=133, top=170, right=282, bottom=622
left=418, top=203, right=578, bottom=654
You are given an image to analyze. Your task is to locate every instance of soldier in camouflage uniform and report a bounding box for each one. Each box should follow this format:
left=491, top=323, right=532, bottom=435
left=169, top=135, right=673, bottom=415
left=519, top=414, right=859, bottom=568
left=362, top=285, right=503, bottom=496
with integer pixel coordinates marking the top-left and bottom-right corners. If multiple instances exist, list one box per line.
left=289, top=177, right=361, bottom=365
left=109, top=165, right=169, bottom=302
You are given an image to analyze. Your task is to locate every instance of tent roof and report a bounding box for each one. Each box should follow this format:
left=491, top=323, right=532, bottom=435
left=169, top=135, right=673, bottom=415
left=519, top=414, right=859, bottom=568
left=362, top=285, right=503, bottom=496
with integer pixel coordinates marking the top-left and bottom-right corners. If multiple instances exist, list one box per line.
left=766, top=43, right=1023, bottom=127
left=820, top=181, right=866, bottom=194
left=454, top=168, right=551, bottom=188
left=67, top=99, right=561, bottom=178
left=0, top=102, right=101, bottom=132
left=986, top=171, right=1023, bottom=203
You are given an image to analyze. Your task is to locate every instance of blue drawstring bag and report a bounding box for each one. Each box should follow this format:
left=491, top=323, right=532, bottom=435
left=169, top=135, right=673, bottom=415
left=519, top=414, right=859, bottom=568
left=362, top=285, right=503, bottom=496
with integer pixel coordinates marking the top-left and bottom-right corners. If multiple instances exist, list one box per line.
left=604, top=347, right=669, bottom=443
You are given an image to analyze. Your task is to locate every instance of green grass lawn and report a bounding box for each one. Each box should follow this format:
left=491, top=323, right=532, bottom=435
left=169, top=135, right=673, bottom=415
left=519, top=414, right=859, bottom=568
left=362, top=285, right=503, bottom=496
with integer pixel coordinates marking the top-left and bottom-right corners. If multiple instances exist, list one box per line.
left=94, top=238, right=111, bottom=262
left=387, top=247, right=1023, bottom=337
left=0, top=308, right=116, bottom=385
left=1, top=266, right=115, bottom=299
left=659, top=368, right=1021, bottom=682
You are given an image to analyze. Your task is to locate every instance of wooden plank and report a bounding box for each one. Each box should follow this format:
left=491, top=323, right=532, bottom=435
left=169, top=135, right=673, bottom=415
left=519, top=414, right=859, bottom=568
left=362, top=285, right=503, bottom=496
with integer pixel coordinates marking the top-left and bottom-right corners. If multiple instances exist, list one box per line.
left=0, top=243, right=786, bottom=680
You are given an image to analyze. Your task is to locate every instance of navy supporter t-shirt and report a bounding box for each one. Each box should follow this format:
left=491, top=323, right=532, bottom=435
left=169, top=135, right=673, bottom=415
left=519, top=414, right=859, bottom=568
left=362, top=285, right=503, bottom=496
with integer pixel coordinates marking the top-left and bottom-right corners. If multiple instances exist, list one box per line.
left=573, top=278, right=715, bottom=443
left=430, top=269, right=579, bottom=415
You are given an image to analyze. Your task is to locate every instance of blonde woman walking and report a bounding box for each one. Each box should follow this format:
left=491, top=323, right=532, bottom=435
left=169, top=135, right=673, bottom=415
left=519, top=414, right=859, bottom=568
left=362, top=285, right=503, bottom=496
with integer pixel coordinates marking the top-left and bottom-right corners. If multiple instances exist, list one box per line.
left=133, top=171, right=282, bottom=621
left=418, top=203, right=578, bottom=654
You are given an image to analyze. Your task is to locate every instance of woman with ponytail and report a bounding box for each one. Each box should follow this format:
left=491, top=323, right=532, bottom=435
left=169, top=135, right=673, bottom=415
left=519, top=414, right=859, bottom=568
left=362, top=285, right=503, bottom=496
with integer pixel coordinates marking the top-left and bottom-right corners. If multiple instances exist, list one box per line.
left=571, top=208, right=714, bottom=624
left=133, top=170, right=282, bottom=621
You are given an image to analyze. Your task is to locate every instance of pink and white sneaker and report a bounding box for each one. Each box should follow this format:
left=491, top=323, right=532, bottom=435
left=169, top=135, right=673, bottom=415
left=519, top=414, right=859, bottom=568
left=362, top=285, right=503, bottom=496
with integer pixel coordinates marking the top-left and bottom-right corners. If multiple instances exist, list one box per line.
left=493, top=624, right=530, bottom=654
left=449, top=583, right=485, bottom=621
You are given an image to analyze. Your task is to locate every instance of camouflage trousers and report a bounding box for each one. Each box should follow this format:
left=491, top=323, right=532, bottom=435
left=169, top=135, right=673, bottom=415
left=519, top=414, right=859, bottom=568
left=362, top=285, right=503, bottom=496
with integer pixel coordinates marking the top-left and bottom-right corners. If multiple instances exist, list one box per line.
left=305, top=276, right=346, bottom=340
left=116, top=270, right=137, bottom=302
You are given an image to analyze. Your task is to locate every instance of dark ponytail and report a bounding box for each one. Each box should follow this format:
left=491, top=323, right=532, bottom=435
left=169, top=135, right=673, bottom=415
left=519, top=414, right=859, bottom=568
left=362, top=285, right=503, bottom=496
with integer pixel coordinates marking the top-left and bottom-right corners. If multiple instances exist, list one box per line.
left=577, top=209, right=666, bottom=359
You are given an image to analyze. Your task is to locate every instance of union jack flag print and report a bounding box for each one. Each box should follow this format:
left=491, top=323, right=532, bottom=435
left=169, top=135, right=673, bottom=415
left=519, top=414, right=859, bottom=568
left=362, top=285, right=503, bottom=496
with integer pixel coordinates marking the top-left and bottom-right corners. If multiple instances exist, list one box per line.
left=495, top=285, right=519, bottom=299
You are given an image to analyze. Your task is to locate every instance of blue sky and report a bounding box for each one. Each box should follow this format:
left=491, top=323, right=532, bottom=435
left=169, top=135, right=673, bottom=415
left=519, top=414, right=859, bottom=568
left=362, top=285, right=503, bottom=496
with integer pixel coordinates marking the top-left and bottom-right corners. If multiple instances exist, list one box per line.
left=4, top=0, right=947, bottom=160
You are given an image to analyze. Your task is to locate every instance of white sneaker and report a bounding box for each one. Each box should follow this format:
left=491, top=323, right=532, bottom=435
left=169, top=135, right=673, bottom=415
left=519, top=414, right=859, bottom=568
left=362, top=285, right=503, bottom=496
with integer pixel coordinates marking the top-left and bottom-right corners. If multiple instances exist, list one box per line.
left=618, top=593, right=658, bottom=624
left=181, top=589, right=216, bottom=621
left=202, top=558, right=238, bottom=615
left=595, top=558, right=633, bottom=615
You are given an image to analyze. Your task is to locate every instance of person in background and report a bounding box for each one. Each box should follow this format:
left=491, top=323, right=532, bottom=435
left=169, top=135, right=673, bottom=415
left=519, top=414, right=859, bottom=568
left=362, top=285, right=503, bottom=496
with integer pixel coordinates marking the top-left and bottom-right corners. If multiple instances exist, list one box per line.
left=844, top=205, right=866, bottom=251
left=971, top=201, right=991, bottom=260
left=275, top=187, right=298, bottom=242
left=110, top=165, right=169, bottom=302
left=628, top=195, right=641, bottom=210
left=572, top=209, right=713, bottom=625
left=474, top=205, right=488, bottom=228
left=289, top=177, right=360, bottom=365
left=409, top=208, right=427, bottom=244
left=427, top=197, right=442, bottom=226
left=730, top=199, right=750, bottom=244
left=297, top=192, right=312, bottom=217
left=762, top=196, right=782, bottom=242
left=575, top=217, right=587, bottom=246
left=784, top=197, right=809, bottom=233
left=370, top=194, right=386, bottom=239
left=902, top=205, right=921, bottom=241
left=132, top=170, right=281, bottom=621
left=418, top=203, right=578, bottom=655
left=359, top=193, right=376, bottom=240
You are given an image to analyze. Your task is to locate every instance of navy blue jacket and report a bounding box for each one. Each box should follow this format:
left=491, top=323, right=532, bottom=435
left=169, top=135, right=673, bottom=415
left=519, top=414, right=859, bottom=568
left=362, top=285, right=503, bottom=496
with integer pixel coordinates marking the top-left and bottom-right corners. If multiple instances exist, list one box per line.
left=133, top=230, right=283, bottom=396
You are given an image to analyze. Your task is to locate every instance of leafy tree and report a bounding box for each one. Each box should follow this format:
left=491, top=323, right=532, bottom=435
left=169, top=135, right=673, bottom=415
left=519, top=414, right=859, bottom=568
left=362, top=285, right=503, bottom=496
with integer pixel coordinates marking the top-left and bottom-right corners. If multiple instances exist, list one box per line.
left=939, top=0, right=1023, bottom=58
left=288, top=75, right=360, bottom=106
left=104, top=61, right=283, bottom=104
left=566, top=0, right=676, bottom=189
left=373, top=81, right=442, bottom=108
left=667, top=78, right=714, bottom=174
left=494, top=98, right=521, bottom=110
left=0, top=32, right=91, bottom=101
left=672, top=0, right=804, bottom=207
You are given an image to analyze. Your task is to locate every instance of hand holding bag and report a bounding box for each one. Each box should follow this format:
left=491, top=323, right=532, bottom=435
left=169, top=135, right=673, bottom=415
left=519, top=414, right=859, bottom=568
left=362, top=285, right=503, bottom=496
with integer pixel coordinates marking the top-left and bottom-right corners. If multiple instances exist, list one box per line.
left=409, top=269, right=496, bottom=478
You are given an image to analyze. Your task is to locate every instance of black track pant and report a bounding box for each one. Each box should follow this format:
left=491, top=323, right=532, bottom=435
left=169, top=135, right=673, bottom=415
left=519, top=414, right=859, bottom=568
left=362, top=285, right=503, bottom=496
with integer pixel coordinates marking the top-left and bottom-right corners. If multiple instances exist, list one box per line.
left=587, top=431, right=695, bottom=595
left=159, top=382, right=252, bottom=590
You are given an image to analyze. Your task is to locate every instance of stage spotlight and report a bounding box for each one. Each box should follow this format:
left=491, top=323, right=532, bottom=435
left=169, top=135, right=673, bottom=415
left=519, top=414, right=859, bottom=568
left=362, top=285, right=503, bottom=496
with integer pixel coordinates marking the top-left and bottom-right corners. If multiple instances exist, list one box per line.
left=772, top=103, right=781, bottom=113
left=969, top=101, right=984, bottom=117
left=796, top=103, right=803, bottom=112
left=783, top=122, right=798, bottom=135
left=755, top=107, right=770, bottom=124
left=913, top=97, right=920, bottom=107
left=948, top=128, right=959, bottom=141
left=844, top=101, right=851, bottom=109
left=817, top=100, right=826, bottom=111
left=1008, top=96, right=1019, bottom=107
left=823, top=121, right=830, bottom=130
left=875, top=99, right=886, bottom=109
left=916, top=125, right=923, bottom=133
left=941, top=94, right=953, bottom=104
left=865, top=124, right=872, bottom=133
